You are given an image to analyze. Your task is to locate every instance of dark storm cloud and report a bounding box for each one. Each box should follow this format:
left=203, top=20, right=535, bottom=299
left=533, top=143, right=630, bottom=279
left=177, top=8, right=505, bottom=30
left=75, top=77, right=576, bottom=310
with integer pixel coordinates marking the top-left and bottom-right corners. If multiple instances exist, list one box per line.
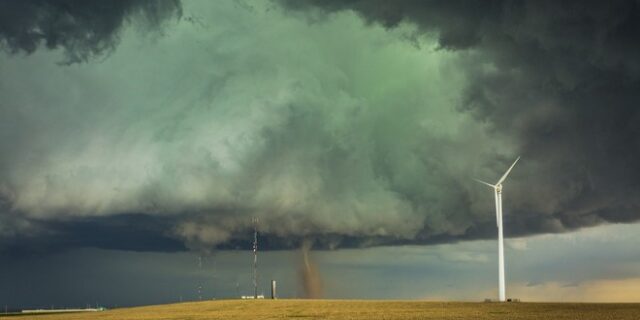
left=280, top=0, right=640, bottom=236
left=0, top=214, right=185, bottom=256
left=0, top=0, right=181, bottom=63
left=2, top=0, right=640, bottom=254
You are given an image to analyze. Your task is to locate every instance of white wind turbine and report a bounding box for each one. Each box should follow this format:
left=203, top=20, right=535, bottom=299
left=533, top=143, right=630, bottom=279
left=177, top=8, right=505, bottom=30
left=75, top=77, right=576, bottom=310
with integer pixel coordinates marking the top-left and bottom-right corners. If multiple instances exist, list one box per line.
left=475, top=157, right=520, bottom=302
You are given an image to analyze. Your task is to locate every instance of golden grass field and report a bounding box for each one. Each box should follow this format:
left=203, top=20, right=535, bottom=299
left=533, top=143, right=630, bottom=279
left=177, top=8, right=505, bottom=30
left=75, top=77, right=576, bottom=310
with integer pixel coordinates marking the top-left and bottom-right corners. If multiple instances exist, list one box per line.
left=5, top=299, right=640, bottom=320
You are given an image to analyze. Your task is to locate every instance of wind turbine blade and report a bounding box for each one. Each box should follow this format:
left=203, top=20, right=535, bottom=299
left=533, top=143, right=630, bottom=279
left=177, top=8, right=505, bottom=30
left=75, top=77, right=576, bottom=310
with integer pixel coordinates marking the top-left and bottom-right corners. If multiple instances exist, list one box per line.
left=474, top=179, right=496, bottom=188
left=496, top=156, right=520, bottom=185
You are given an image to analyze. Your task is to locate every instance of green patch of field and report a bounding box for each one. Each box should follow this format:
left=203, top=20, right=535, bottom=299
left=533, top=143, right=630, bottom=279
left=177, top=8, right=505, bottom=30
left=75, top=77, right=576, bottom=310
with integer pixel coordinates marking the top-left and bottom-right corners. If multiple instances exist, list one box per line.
left=4, top=299, right=640, bottom=320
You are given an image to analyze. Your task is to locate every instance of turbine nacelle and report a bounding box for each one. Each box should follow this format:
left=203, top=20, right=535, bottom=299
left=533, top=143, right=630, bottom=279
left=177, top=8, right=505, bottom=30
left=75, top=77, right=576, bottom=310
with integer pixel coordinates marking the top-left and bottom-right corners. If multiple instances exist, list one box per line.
left=473, top=180, right=503, bottom=193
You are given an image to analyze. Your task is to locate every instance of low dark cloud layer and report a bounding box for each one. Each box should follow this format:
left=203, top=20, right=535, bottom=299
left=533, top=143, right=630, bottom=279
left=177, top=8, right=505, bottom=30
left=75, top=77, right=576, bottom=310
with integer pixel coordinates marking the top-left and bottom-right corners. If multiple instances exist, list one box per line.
left=0, top=214, right=186, bottom=257
left=1, top=1, right=640, bottom=254
left=0, top=0, right=181, bottom=63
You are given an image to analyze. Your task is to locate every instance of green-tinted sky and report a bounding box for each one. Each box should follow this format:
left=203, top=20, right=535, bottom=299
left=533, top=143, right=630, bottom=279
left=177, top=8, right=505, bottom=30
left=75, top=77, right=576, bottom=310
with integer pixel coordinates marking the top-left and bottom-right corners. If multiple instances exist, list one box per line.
left=1, top=0, right=640, bottom=306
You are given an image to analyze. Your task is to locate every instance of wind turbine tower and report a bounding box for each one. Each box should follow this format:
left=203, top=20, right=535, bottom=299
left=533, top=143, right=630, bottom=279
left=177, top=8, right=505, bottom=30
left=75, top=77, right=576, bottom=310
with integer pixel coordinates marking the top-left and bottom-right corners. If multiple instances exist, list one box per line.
left=475, top=157, right=520, bottom=302
left=252, top=217, right=259, bottom=299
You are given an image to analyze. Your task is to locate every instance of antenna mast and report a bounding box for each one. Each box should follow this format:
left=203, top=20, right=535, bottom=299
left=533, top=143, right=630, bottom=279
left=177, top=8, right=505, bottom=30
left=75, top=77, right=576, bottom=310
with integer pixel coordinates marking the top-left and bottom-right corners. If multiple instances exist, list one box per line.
left=197, top=255, right=203, bottom=301
left=252, top=217, right=259, bottom=299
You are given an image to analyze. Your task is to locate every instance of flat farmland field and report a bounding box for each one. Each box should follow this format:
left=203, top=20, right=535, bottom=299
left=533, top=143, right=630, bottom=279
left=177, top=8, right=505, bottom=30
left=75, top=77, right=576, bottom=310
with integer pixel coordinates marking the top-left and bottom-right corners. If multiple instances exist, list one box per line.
left=5, top=299, right=640, bottom=320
